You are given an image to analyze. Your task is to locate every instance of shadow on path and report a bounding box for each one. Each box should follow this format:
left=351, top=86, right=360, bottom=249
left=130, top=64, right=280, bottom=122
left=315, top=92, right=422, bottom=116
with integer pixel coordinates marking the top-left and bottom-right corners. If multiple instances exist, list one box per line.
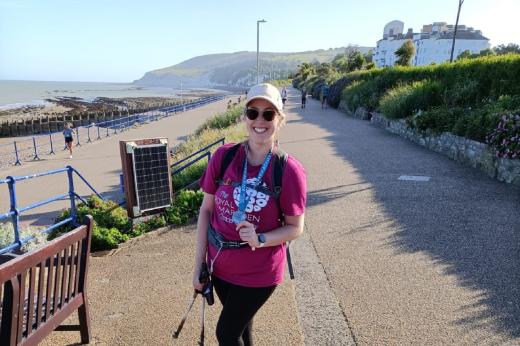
left=286, top=94, right=520, bottom=338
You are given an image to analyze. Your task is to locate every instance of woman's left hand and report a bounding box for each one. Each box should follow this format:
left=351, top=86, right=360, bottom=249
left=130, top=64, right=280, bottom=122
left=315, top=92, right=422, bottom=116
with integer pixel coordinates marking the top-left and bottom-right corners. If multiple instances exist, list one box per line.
left=236, top=221, right=259, bottom=248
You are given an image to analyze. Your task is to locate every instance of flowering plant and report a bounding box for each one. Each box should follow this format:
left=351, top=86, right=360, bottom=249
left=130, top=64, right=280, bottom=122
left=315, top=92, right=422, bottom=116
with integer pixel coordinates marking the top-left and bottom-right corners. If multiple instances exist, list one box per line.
left=486, top=114, right=520, bottom=159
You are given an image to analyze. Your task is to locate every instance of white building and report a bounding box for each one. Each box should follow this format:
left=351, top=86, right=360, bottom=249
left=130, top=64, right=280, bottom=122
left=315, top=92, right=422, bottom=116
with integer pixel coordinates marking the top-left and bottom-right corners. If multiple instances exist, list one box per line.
left=374, top=21, right=490, bottom=67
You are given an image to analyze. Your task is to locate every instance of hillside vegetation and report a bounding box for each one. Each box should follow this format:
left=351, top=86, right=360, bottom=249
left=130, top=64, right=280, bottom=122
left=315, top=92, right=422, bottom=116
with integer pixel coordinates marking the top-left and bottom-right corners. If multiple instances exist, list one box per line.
left=134, top=47, right=373, bottom=88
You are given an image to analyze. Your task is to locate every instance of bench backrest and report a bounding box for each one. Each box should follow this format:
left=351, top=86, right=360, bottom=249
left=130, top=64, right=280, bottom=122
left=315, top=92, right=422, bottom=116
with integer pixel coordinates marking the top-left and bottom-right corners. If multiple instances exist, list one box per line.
left=0, top=216, right=93, bottom=345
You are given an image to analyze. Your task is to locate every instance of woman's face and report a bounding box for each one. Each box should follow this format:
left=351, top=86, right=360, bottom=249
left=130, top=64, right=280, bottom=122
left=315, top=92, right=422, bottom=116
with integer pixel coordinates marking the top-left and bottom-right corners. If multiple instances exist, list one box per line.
left=244, top=99, right=282, bottom=147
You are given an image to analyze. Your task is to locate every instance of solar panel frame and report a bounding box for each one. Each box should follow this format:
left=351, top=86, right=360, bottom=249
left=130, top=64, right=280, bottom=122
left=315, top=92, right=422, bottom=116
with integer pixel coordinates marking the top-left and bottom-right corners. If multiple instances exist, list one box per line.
left=129, top=142, right=172, bottom=214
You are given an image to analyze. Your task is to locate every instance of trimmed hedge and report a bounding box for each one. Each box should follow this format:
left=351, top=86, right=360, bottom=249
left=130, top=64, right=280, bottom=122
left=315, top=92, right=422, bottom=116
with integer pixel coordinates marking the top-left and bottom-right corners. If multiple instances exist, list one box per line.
left=379, top=80, right=443, bottom=119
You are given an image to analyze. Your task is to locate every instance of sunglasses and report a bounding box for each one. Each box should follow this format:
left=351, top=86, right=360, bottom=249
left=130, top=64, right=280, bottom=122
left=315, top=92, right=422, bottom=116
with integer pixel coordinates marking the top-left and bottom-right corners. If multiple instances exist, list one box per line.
left=245, top=108, right=277, bottom=121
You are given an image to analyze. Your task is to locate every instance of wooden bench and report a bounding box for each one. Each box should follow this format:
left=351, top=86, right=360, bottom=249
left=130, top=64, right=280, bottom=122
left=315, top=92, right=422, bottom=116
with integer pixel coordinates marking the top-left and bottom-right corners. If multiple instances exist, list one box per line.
left=0, top=216, right=93, bottom=345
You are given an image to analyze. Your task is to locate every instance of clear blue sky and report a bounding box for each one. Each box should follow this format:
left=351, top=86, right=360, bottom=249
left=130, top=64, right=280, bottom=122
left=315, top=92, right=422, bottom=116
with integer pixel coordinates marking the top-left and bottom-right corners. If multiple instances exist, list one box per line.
left=1, top=0, right=518, bottom=83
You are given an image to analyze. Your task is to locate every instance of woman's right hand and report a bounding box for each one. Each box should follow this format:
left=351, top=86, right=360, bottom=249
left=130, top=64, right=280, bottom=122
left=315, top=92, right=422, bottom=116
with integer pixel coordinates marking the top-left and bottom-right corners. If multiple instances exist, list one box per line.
left=192, top=269, right=203, bottom=292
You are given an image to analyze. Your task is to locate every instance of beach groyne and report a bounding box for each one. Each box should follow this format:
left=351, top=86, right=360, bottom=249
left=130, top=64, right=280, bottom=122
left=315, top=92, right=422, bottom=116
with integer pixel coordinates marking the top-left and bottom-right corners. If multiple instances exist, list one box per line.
left=0, top=105, right=180, bottom=138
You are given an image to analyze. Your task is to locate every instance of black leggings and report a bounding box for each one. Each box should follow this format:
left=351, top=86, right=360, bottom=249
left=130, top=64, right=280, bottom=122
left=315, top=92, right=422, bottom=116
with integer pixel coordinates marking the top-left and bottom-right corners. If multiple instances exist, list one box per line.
left=212, top=275, right=276, bottom=346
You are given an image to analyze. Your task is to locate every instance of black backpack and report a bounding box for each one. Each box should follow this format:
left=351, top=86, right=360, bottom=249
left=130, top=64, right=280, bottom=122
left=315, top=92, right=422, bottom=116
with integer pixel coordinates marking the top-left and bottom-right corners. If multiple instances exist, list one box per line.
left=216, top=142, right=295, bottom=279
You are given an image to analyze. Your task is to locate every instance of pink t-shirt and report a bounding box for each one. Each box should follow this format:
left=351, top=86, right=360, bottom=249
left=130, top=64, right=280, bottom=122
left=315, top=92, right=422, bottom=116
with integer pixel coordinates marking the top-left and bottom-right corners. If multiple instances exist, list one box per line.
left=199, top=143, right=306, bottom=287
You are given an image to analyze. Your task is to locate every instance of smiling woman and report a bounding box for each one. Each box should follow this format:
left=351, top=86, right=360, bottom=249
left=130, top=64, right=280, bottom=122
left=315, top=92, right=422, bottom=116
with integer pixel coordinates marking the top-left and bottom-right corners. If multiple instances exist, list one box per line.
left=192, top=83, right=307, bottom=345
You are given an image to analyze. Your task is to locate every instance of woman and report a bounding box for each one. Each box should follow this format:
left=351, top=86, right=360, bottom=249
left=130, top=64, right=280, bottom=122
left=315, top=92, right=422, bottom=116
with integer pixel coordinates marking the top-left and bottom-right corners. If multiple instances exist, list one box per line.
left=281, top=86, right=288, bottom=107
left=194, top=83, right=306, bottom=345
left=63, top=122, right=75, bottom=159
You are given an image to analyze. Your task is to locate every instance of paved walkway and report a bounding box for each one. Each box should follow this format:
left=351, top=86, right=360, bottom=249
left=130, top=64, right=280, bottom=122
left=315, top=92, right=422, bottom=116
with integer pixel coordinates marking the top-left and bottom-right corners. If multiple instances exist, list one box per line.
left=5, top=89, right=520, bottom=345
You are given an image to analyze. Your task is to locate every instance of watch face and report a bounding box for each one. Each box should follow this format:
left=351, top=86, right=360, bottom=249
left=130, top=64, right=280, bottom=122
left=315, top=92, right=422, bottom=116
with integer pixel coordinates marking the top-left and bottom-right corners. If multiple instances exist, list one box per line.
left=258, top=233, right=266, bottom=244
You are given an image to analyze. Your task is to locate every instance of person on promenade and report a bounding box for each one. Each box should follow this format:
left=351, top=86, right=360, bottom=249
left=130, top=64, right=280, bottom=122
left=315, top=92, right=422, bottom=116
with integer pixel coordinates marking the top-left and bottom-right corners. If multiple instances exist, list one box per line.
left=281, top=86, right=288, bottom=107
left=301, top=87, right=307, bottom=109
left=63, top=122, right=75, bottom=159
left=321, top=83, right=329, bottom=109
left=193, top=83, right=307, bottom=345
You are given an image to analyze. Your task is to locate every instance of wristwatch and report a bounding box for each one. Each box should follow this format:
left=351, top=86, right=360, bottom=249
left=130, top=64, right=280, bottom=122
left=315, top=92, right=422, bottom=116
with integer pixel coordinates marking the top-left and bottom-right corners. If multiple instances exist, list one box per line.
left=257, top=233, right=266, bottom=248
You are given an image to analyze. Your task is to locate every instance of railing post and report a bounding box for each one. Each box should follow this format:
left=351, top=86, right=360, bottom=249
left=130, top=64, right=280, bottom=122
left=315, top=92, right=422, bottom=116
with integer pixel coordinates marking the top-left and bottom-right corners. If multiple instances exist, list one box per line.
left=49, top=133, right=55, bottom=155
left=87, top=125, right=92, bottom=143
left=97, top=125, right=101, bottom=140
left=32, top=137, right=40, bottom=160
left=106, top=123, right=110, bottom=137
left=66, top=166, right=77, bottom=224
left=76, top=128, right=81, bottom=146
left=13, top=141, right=21, bottom=166
left=7, top=176, right=21, bottom=250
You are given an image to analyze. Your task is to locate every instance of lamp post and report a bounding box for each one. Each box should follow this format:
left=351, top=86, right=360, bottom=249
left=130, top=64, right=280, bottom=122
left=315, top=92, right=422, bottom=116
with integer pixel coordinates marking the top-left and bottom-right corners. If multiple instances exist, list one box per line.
left=449, top=0, right=465, bottom=62
left=257, top=19, right=266, bottom=84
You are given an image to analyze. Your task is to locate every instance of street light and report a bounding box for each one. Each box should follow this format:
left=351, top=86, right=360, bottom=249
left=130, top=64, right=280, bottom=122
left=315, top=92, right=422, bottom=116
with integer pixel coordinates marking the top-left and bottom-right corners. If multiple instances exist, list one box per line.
left=257, top=19, right=266, bottom=84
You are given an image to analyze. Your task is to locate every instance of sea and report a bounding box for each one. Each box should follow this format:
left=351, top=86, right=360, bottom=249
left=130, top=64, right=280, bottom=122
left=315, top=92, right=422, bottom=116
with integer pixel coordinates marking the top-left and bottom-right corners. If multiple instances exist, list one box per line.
left=0, top=80, right=182, bottom=110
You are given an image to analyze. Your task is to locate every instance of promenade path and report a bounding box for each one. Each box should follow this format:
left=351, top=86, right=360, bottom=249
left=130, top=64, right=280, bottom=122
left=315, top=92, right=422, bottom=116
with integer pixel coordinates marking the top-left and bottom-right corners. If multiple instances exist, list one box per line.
left=3, top=89, right=520, bottom=345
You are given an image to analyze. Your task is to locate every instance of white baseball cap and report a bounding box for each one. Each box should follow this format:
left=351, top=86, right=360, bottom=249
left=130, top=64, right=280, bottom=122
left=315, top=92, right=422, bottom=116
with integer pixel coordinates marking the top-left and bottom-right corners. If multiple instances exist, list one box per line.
left=246, top=83, right=284, bottom=114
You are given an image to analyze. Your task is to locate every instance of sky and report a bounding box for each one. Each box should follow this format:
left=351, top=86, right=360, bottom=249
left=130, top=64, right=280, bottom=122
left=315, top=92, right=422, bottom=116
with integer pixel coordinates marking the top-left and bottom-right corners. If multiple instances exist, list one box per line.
left=0, top=0, right=518, bottom=83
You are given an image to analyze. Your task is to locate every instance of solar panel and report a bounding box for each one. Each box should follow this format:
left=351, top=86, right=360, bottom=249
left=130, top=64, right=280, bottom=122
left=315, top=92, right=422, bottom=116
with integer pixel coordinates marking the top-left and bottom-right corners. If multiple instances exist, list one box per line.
left=124, top=139, right=172, bottom=215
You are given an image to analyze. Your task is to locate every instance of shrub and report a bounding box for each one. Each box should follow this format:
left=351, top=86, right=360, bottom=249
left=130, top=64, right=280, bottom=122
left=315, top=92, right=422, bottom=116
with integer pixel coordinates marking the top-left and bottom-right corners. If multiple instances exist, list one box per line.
left=172, top=159, right=207, bottom=190
left=194, top=106, right=243, bottom=136
left=413, top=106, right=464, bottom=135
left=50, top=196, right=132, bottom=252
left=52, top=196, right=131, bottom=236
left=164, top=189, right=204, bottom=226
left=487, top=114, right=520, bottom=159
left=0, top=222, right=47, bottom=253
left=91, top=225, right=129, bottom=252
left=379, top=80, right=443, bottom=119
left=327, top=76, right=356, bottom=108
left=342, top=79, right=380, bottom=111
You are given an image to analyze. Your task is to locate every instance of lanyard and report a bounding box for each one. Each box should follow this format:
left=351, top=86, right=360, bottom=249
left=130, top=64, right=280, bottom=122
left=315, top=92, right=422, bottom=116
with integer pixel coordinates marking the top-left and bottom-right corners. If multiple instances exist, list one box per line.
left=233, top=145, right=272, bottom=224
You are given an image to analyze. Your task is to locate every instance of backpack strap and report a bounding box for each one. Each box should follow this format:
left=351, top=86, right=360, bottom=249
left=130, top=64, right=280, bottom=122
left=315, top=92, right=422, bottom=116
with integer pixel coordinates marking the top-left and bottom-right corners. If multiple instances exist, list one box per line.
left=272, top=149, right=288, bottom=200
left=216, top=143, right=241, bottom=185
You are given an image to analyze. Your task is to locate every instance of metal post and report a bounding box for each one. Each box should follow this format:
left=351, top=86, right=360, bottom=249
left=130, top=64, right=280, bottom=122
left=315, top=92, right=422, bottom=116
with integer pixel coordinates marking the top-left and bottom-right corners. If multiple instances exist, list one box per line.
left=7, top=176, right=21, bottom=249
left=76, top=127, right=81, bottom=146
left=49, top=133, right=55, bottom=154
left=66, top=166, right=77, bottom=224
left=87, top=125, right=92, bottom=143
left=450, top=0, right=465, bottom=62
left=97, top=125, right=101, bottom=140
left=256, top=19, right=266, bottom=84
left=106, top=123, right=110, bottom=137
left=32, top=137, right=40, bottom=160
left=13, top=141, right=21, bottom=165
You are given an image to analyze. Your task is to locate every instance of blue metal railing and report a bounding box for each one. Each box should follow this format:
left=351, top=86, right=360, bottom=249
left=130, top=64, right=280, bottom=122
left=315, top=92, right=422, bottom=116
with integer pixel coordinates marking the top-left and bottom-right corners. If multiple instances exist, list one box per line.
left=170, top=137, right=225, bottom=176
left=0, top=95, right=225, bottom=168
left=0, top=166, right=104, bottom=255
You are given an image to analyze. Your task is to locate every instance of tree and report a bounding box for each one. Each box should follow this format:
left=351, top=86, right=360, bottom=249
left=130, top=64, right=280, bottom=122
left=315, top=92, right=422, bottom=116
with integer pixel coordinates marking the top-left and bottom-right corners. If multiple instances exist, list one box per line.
left=457, top=50, right=472, bottom=60
left=332, top=49, right=365, bottom=73
left=495, top=43, right=520, bottom=55
left=395, top=40, right=416, bottom=66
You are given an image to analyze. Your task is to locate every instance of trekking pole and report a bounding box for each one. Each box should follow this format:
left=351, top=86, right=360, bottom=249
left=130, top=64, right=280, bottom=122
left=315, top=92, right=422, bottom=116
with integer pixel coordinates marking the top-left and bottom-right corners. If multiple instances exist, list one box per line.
left=199, top=297, right=206, bottom=346
left=286, top=241, right=295, bottom=280
left=172, top=291, right=198, bottom=339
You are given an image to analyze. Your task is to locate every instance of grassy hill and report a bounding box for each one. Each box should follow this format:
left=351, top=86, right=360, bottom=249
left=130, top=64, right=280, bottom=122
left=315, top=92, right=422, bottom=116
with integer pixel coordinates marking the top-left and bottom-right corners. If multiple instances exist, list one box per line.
left=134, top=47, right=373, bottom=88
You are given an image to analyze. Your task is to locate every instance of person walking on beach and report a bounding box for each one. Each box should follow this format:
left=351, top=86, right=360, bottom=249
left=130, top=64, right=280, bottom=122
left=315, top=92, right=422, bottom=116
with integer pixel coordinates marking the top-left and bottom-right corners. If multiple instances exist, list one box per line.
left=63, top=122, right=75, bottom=159
left=281, top=86, right=288, bottom=107
left=301, top=87, right=307, bottom=109
left=193, top=83, right=307, bottom=345
left=321, top=83, right=329, bottom=109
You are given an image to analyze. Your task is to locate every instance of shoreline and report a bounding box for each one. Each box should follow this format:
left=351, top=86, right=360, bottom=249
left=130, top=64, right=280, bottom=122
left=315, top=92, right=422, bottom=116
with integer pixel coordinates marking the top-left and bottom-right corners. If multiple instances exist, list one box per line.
left=0, top=89, right=223, bottom=123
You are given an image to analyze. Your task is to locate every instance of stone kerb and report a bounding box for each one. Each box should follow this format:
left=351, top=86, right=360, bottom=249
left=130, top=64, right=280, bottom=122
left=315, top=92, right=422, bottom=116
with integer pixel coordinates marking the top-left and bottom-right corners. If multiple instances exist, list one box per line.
left=364, top=111, right=520, bottom=187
